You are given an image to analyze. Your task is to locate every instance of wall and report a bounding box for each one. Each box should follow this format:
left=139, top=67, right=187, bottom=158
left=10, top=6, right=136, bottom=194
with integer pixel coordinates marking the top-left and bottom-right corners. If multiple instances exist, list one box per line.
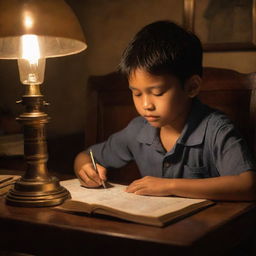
left=73, top=0, right=256, bottom=75
left=204, top=52, right=256, bottom=73
left=0, top=0, right=255, bottom=138
left=70, top=0, right=183, bottom=75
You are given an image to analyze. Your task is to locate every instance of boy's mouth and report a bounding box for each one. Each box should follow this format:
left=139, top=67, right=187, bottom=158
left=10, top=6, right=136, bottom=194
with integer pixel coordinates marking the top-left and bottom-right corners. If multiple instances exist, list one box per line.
left=144, top=115, right=160, bottom=122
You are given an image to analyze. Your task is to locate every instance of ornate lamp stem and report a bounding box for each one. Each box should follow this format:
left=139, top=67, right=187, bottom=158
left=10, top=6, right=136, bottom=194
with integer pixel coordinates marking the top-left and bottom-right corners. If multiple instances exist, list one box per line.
left=6, top=84, right=70, bottom=207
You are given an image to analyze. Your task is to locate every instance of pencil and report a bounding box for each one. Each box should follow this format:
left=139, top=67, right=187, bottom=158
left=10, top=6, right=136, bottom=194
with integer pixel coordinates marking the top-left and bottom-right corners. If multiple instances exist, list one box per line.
left=89, top=149, right=106, bottom=189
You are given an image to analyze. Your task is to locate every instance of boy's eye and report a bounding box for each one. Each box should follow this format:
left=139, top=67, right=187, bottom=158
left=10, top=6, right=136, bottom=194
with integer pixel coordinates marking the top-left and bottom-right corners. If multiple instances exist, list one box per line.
left=129, top=88, right=141, bottom=96
left=150, top=87, right=166, bottom=96
left=152, top=90, right=165, bottom=96
left=153, top=92, right=164, bottom=96
left=133, top=92, right=142, bottom=97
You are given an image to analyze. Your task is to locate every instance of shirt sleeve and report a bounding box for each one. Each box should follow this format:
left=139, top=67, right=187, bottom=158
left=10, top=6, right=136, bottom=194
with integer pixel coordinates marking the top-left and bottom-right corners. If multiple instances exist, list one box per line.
left=87, top=117, right=143, bottom=169
left=212, top=119, right=256, bottom=176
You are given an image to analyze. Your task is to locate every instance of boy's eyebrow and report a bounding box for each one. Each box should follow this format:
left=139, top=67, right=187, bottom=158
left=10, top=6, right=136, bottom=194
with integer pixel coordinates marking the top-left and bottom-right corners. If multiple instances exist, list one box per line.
left=129, top=85, right=165, bottom=90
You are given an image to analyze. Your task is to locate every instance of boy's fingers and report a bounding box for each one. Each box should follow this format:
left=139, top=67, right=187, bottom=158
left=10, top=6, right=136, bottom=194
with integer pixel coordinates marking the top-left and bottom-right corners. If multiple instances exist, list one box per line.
left=126, top=178, right=144, bottom=192
left=77, top=168, right=87, bottom=182
left=86, top=166, right=102, bottom=183
left=78, top=167, right=101, bottom=187
left=76, top=162, right=107, bottom=188
left=97, top=165, right=107, bottom=181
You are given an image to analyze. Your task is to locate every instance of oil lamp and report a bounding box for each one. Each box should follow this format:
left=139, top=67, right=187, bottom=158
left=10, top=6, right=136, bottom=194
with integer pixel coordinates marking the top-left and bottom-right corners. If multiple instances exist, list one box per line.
left=0, top=0, right=87, bottom=206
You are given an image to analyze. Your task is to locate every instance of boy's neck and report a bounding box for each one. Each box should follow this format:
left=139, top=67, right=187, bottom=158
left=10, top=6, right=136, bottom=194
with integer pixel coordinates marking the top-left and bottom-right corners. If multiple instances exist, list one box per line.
left=159, top=111, right=190, bottom=152
left=159, top=99, right=194, bottom=152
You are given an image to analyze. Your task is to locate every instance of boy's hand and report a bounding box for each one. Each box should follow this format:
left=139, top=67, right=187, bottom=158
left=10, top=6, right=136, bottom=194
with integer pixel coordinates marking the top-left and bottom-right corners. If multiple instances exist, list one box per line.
left=77, top=162, right=107, bottom=188
left=126, top=176, right=173, bottom=196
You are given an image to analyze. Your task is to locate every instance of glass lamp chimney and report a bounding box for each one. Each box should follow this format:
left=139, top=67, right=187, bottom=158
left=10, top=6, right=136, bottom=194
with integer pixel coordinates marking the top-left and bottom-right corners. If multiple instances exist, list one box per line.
left=17, top=35, right=45, bottom=85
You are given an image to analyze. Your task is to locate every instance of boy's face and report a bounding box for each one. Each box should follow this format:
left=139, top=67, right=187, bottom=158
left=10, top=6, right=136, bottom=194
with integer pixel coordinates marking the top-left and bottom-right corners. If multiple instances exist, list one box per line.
left=129, top=69, right=195, bottom=129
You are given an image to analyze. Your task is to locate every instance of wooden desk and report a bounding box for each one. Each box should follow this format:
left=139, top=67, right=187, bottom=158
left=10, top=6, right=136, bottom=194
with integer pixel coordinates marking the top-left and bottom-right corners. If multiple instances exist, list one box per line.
left=0, top=193, right=256, bottom=255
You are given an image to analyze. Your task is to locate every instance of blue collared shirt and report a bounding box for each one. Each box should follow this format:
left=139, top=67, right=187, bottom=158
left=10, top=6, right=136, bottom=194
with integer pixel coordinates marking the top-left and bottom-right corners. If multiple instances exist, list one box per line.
left=90, top=100, right=255, bottom=178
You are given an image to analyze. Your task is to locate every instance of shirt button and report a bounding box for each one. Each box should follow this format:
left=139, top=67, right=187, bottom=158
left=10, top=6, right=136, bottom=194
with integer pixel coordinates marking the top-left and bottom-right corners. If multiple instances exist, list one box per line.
left=164, top=162, right=171, bottom=168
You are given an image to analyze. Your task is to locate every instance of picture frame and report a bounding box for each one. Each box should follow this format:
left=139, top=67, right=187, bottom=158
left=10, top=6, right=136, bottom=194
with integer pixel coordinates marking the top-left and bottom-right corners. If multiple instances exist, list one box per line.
left=183, top=0, right=256, bottom=51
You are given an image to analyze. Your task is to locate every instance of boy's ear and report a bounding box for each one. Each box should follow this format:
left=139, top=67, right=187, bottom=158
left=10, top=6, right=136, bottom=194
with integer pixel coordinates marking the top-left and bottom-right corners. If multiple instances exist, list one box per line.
left=184, top=75, right=202, bottom=98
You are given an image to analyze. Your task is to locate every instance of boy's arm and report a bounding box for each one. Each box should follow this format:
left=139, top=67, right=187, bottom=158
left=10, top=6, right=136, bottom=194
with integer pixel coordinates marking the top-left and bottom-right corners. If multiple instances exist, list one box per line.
left=74, top=151, right=107, bottom=187
left=126, top=170, right=256, bottom=201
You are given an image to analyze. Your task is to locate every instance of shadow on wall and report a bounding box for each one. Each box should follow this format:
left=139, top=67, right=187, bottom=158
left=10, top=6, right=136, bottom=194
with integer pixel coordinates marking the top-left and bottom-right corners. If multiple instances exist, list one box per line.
left=47, top=132, right=85, bottom=174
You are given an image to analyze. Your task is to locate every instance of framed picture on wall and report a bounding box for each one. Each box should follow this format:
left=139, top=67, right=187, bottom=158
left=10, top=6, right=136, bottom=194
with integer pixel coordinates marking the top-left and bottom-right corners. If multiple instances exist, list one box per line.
left=183, top=0, right=256, bottom=51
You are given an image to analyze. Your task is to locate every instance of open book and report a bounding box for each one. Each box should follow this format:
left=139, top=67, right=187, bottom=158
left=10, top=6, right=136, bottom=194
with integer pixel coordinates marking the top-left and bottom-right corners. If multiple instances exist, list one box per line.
left=57, top=179, right=214, bottom=227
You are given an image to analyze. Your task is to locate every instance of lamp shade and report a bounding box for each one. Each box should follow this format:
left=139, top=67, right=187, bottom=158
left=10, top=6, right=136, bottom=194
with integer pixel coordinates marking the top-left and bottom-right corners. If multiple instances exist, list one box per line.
left=0, top=0, right=87, bottom=59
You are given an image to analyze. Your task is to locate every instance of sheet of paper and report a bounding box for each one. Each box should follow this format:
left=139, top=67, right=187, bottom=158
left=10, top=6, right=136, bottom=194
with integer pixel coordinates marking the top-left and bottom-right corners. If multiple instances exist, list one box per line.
left=0, top=175, right=20, bottom=187
left=0, top=175, right=20, bottom=195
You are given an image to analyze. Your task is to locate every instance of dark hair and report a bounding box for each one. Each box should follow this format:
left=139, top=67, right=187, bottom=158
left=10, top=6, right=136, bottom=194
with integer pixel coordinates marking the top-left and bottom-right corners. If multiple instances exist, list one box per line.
left=119, top=20, right=202, bottom=84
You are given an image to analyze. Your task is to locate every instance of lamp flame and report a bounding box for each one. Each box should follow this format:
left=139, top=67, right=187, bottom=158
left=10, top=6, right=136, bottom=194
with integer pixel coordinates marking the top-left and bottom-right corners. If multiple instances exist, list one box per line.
left=18, top=35, right=45, bottom=85
left=21, top=35, right=40, bottom=64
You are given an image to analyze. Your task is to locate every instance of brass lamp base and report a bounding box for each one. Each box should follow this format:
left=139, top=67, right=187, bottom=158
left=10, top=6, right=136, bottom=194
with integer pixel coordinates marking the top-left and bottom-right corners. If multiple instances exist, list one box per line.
left=5, top=84, right=71, bottom=207
left=6, top=176, right=70, bottom=207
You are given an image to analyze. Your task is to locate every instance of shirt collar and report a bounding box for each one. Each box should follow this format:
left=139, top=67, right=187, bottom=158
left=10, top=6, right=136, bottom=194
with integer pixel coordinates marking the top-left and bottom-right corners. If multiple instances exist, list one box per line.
left=178, top=99, right=213, bottom=146
left=136, top=99, right=213, bottom=147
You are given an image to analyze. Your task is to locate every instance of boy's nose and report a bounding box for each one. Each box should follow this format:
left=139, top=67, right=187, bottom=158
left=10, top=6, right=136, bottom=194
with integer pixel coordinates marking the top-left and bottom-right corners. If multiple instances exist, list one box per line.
left=143, top=97, right=155, bottom=110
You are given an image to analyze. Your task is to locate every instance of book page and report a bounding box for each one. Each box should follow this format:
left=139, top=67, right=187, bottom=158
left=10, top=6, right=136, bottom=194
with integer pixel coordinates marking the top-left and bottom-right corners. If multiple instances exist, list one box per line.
left=0, top=175, right=20, bottom=195
left=0, top=175, right=20, bottom=187
left=60, top=179, right=208, bottom=218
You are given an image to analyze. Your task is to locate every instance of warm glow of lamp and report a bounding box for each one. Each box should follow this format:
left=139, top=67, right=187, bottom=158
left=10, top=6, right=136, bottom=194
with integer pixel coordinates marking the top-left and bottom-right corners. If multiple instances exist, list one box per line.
left=18, top=35, right=45, bottom=85
left=24, top=16, right=33, bottom=28
left=0, top=0, right=87, bottom=207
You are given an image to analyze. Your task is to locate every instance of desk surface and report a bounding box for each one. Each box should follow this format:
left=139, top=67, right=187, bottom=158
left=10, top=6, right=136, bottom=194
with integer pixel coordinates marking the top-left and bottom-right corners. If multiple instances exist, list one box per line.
left=1, top=193, right=256, bottom=256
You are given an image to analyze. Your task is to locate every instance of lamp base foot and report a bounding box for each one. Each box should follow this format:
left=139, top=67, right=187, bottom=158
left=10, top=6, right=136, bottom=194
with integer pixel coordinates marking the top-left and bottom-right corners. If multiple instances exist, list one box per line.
left=5, top=176, right=71, bottom=207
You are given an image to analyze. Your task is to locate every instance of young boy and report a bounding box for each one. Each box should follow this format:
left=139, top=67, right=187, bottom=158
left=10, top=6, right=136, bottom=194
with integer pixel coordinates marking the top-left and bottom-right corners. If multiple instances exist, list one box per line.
left=74, top=21, right=256, bottom=201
